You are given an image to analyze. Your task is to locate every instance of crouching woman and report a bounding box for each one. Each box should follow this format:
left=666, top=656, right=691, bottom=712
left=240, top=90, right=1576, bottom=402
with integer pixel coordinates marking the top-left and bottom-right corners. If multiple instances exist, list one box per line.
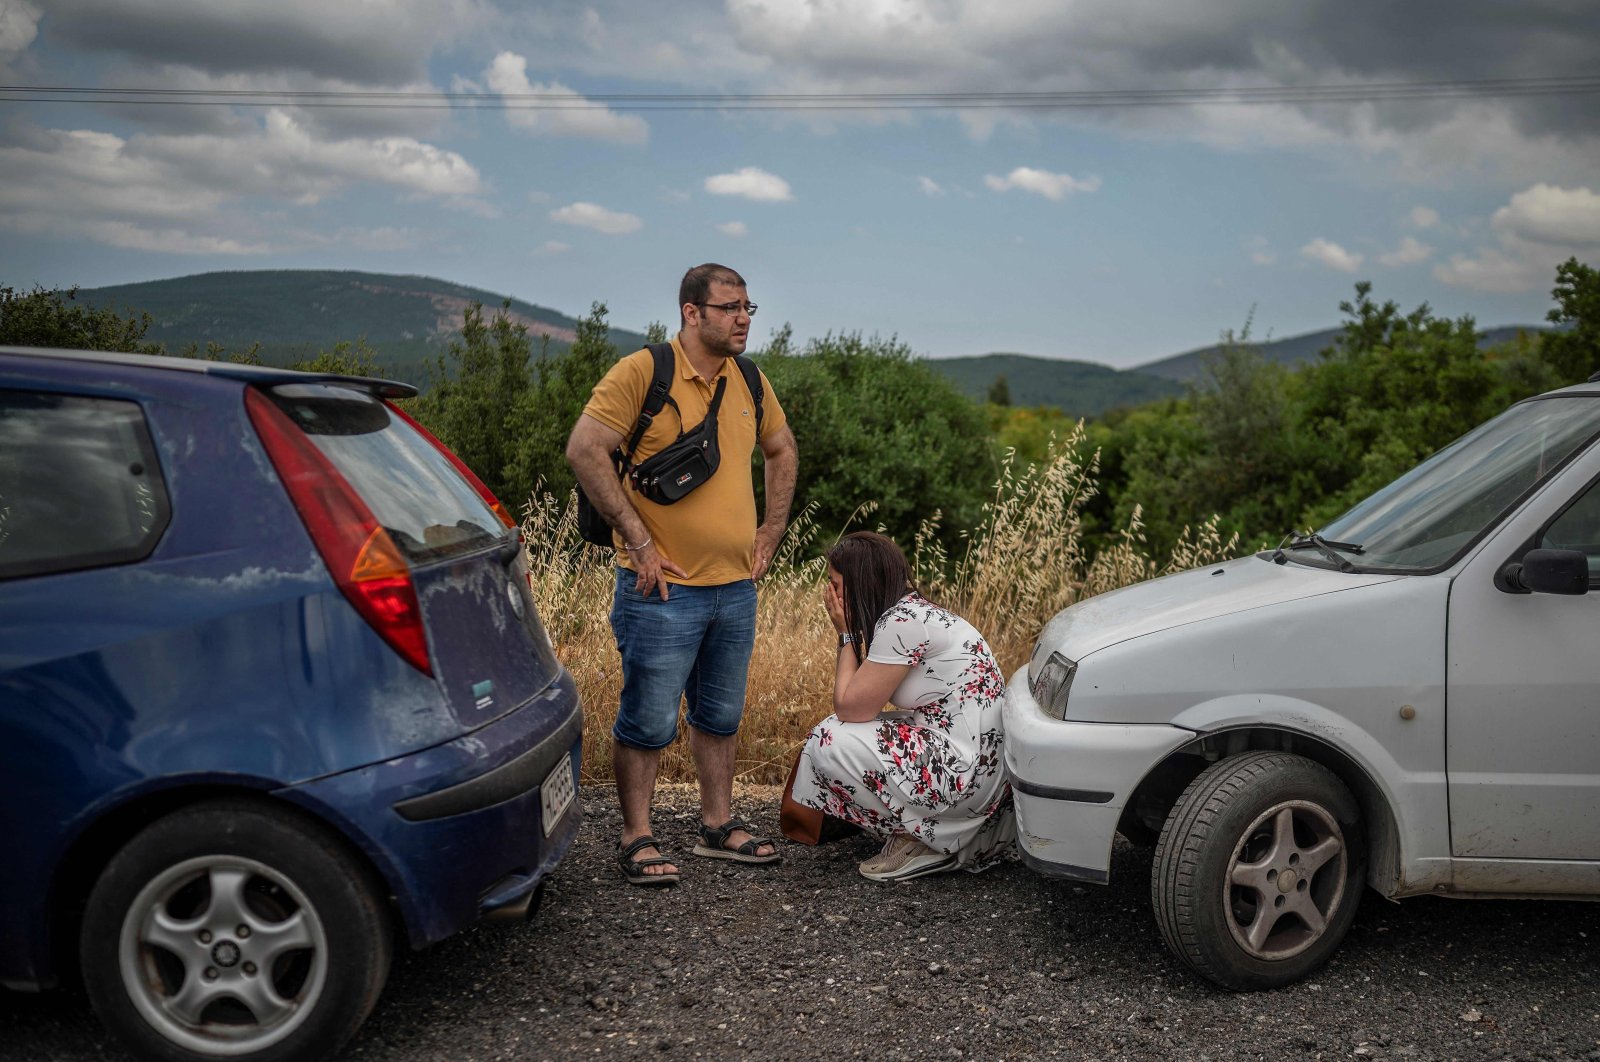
left=791, top=531, right=1016, bottom=882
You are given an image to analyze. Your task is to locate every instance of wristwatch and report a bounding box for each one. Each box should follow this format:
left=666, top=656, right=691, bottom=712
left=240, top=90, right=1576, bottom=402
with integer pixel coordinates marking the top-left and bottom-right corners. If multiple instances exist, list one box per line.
left=837, top=632, right=854, bottom=648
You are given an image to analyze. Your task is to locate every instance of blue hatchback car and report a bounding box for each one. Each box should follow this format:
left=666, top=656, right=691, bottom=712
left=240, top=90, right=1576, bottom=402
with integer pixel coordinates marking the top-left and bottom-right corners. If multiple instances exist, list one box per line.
left=0, top=347, right=583, bottom=1062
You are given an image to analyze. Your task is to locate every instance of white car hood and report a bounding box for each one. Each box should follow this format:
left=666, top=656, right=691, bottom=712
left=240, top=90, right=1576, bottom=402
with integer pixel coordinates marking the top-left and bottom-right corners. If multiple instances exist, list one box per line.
left=1037, top=553, right=1404, bottom=662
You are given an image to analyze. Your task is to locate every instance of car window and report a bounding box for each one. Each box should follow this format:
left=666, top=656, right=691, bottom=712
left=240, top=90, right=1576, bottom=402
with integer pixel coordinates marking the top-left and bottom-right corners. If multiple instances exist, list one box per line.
left=0, top=390, right=171, bottom=580
left=1317, top=395, right=1600, bottom=572
left=263, top=384, right=503, bottom=562
left=1539, top=476, right=1600, bottom=579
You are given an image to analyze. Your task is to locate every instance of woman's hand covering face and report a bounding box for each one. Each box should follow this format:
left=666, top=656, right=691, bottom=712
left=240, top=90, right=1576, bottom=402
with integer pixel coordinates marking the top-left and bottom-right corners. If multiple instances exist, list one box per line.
left=823, top=572, right=849, bottom=634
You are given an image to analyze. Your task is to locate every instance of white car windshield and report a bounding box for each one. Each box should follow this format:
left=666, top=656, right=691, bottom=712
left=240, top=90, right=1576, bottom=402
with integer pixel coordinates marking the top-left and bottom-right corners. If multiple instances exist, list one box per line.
left=1312, top=394, right=1600, bottom=572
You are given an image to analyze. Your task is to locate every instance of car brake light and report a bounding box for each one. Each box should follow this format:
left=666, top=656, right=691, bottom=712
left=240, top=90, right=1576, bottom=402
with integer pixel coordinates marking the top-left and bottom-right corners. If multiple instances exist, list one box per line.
left=245, top=388, right=433, bottom=675
left=383, top=400, right=517, bottom=530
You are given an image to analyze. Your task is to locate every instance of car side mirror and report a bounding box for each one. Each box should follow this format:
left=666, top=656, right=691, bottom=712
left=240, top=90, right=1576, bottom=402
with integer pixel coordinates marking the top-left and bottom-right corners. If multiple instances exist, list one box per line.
left=1499, top=548, right=1590, bottom=595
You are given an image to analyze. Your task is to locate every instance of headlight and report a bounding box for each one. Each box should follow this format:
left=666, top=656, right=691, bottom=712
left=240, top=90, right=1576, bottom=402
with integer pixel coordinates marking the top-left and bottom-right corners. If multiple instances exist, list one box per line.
left=1029, top=650, right=1078, bottom=720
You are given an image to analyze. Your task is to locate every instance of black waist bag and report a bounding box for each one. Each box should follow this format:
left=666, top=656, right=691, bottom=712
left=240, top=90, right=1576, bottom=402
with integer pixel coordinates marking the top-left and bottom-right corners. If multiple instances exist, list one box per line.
left=629, top=375, right=725, bottom=504
left=576, top=344, right=762, bottom=546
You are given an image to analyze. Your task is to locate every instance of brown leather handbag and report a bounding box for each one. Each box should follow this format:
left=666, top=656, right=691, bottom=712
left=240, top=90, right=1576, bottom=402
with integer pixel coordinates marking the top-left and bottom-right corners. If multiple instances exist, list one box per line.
left=779, top=749, right=860, bottom=845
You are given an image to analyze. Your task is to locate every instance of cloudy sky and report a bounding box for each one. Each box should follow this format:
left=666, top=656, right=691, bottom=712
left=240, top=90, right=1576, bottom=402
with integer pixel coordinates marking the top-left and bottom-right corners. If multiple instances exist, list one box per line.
left=2, top=0, right=1598, bottom=367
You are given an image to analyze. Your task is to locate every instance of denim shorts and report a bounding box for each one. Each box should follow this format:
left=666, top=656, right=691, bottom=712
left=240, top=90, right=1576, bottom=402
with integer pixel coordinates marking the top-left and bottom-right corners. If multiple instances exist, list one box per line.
left=609, top=570, right=758, bottom=750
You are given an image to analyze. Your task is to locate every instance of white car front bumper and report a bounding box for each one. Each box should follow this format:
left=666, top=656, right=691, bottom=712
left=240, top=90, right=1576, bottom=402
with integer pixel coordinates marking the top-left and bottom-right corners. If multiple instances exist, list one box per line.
left=1003, top=667, right=1195, bottom=882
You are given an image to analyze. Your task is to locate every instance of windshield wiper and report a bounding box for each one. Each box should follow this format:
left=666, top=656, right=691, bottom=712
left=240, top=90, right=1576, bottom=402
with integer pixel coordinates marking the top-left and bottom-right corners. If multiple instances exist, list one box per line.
left=1273, top=531, right=1365, bottom=571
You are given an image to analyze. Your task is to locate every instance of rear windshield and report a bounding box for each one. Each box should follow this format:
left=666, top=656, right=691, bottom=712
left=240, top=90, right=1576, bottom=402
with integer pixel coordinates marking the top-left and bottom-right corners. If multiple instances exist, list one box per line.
left=265, top=383, right=503, bottom=563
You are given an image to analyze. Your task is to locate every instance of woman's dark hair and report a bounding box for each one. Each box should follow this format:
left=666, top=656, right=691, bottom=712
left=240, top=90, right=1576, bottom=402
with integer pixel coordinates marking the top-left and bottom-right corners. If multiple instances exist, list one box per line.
left=826, top=531, right=916, bottom=663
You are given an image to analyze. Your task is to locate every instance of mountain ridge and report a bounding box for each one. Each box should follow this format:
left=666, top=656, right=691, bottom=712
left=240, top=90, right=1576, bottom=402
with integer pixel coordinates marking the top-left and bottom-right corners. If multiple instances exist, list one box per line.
left=77, top=269, right=650, bottom=384
left=73, top=269, right=1550, bottom=414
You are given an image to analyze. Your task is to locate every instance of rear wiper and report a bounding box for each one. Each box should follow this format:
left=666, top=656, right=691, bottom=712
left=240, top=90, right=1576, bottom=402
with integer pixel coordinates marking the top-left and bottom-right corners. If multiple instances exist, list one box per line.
left=1273, top=531, right=1365, bottom=571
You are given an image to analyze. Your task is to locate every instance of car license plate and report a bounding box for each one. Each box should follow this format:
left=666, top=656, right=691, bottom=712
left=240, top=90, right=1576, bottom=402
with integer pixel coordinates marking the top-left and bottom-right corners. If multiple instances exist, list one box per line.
left=540, top=758, right=575, bottom=836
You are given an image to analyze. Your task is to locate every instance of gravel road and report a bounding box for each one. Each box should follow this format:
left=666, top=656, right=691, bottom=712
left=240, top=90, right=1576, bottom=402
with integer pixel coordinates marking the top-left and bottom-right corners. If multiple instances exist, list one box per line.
left=5, top=783, right=1599, bottom=1062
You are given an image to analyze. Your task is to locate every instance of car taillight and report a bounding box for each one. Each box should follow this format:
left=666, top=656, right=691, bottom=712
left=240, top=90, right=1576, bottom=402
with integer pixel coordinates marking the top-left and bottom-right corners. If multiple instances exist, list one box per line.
left=245, top=388, right=433, bottom=675
left=383, top=400, right=517, bottom=530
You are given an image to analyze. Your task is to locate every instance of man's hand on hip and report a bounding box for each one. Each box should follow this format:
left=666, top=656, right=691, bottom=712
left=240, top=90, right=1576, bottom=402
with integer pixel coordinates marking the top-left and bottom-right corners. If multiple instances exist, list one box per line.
left=632, top=544, right=687, bottom=601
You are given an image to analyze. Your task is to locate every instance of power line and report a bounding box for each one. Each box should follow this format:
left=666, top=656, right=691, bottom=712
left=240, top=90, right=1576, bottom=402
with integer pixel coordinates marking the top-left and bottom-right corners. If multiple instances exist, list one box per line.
left=1, top=75, right=1597, bottom=111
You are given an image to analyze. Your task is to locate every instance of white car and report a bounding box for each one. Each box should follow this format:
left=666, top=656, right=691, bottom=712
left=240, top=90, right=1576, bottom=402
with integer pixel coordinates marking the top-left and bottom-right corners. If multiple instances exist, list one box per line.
left=1005, top=380, right=1600, bottom=990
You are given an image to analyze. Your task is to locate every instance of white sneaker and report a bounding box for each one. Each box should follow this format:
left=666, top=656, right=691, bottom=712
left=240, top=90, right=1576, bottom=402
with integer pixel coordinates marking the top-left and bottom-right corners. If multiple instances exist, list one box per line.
left=858, top=834, right=957, bottom=882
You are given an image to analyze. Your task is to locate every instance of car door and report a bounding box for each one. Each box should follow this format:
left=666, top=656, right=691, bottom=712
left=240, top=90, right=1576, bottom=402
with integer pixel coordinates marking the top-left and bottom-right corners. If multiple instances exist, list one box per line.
left=1446, top=443, right=1600, bottom=861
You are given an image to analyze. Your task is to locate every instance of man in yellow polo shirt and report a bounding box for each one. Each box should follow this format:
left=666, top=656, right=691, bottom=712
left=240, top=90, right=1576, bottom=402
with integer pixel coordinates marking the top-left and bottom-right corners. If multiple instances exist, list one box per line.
left=566, top=263, right=798, bottom=886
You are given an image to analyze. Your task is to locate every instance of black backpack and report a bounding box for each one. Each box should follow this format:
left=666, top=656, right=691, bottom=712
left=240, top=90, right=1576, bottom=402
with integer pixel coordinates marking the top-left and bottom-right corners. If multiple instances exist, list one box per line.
left=576, top=343, right=764, bottom=547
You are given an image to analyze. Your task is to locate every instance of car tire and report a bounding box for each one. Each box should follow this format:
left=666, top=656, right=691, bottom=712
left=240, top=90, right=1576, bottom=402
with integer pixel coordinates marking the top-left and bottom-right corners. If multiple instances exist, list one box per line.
left=79, top=799, right=392, bottom=1062
left=1152, top=751, right=1364, bottom=991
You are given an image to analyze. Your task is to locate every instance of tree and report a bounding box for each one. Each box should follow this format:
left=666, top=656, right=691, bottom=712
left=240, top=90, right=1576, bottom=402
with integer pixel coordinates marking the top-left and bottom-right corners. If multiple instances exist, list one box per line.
left=1542, top=257, right=1600, bottom=383
left=505, top=301, right=622, bottom=506
left=987, top=373, right=1012, bottom=407
left=408, top=302, right=537, bottom=509
left=757, top=332, right=997, bottom=553
left=0, top=285, right=162, bottom=353
left=1294, top=282, right=1510, bottom=524
left=288, top=338, right=382, bottom=377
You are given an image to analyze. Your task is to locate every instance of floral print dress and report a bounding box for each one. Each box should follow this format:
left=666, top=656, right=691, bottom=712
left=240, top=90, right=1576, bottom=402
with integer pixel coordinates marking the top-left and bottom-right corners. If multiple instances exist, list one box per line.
left=792, top=592, right=1015, bottom=870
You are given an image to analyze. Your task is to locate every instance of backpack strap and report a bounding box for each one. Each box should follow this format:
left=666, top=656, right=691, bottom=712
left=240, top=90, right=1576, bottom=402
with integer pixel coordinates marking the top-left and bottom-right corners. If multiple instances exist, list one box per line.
left=734, top=355, right=764, bottom=436
left=615, top=343, right=679, bottom=473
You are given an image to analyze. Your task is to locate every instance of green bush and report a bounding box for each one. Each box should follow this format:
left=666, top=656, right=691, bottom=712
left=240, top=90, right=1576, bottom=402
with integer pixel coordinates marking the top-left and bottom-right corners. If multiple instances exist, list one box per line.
left=757, top=331, right=997, bottom=552
left=0, top=285, right=161, bottom=353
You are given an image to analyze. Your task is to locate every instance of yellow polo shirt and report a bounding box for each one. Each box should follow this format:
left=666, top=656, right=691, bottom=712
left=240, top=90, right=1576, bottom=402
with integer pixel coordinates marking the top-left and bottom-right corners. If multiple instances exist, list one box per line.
left=582, top=337, right=787, bottom=585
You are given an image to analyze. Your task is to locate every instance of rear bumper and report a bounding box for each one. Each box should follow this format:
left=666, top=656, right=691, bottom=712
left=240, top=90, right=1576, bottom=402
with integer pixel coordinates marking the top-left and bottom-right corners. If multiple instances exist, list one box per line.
left=1002, top=667, right=1194, bottom=882
left=277, top=670, right=584, bottom=948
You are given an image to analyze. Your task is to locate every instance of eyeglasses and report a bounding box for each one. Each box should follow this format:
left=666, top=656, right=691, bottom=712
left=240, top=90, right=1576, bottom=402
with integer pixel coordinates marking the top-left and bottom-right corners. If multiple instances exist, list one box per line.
left=699, top=300, right=758, bottom=318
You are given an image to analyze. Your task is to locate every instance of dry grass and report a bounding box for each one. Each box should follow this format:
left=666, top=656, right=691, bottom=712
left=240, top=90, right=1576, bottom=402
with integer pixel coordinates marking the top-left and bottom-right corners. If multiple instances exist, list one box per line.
left=521, top=425, right=1238, bottom=786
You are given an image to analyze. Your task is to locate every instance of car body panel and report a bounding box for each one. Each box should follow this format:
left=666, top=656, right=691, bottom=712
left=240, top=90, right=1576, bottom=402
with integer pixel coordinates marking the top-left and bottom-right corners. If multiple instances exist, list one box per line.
left=1445, top=436, right=1600, bottom=863
left=1003, top=671, right=1194, bottom=879
left=1030, top=556, right=1402, bottom=664
left=275, top=670, right=583, bottom=948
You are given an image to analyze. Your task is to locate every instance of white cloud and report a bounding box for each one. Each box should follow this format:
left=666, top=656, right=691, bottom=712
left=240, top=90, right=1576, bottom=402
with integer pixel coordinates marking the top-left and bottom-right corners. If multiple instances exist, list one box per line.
left=1436, top=183, right=1600, bottom=294
left=984, top=166, right=1100, bottom=200
left=1491, top=184, right=1600, bottom=247
left=1378, top=236, right=1433, bottom=267
left=1300, top=238, right=1364, bottom=273
left=484, top=52, right=648, bottom=144
left=104, top=110, right=483, bottom=204
left=1408, top=206, right=1440, bottom=229
left=716, top=221, right=748, bottom=237
left=1433, top=247, right=1546, bottom=295
left=82, top=220, right=272, bottom=255
left=704, top=167, right=793, bottom=202
left=535, top=240, right=569, bottom=255
left=1247, top=235, right=1276, bottom=265
left=707, top=1, right=1600, bottom=186
left=0, top=0, right=41, bottom=57
left=549, top=201, right=642, bottom=235
left=0, top=112, right=482, bottom=255
left=918, top=176, right=945, bottom=197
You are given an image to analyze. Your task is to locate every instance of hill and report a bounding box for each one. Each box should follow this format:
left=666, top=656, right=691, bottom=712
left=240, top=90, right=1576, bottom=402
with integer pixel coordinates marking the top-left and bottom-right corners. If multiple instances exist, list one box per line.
left=925, top=353, right=1184, bottom=418
left=71, top=270, right=1554, bottom=413
left=1133, top=324, right=1549, bottom=382
left=77, top=270, right=649, bottom=384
